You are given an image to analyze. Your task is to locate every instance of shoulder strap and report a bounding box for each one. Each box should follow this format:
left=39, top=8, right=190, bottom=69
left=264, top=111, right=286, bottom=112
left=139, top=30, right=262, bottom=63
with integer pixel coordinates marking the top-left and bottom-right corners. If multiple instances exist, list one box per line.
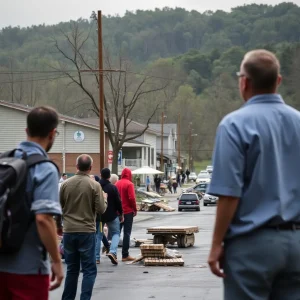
left=0, top=149, right=27, bottom=159
left=27, top=154, right=60, bottom=175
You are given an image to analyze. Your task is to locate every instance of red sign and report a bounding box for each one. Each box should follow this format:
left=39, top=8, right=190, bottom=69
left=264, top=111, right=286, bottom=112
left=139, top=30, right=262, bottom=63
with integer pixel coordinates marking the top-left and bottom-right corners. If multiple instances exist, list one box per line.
left=108, top=150, right=113, bottom=163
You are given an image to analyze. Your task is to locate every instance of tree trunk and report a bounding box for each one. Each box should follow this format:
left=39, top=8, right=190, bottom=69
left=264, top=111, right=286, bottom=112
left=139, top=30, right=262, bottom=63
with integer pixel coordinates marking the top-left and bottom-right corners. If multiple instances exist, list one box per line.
left=111, top=146, right=120, bottom=175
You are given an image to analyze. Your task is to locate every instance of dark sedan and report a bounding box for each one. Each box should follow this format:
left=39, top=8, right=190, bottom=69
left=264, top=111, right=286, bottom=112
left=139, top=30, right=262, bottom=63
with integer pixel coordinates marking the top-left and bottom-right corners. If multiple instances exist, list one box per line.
left=178, top=193, right=200, bottom=211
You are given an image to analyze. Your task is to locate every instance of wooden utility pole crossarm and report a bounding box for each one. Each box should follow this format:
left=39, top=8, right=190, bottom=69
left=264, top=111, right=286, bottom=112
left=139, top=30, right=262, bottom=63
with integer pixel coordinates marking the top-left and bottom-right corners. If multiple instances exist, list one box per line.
left=98, top=10, right=105, bottom=171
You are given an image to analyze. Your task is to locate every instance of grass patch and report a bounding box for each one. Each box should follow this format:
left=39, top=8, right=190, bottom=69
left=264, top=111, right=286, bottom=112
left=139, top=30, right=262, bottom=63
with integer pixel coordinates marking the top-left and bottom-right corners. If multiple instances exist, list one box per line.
left=193, top=160, right=212, bottom=173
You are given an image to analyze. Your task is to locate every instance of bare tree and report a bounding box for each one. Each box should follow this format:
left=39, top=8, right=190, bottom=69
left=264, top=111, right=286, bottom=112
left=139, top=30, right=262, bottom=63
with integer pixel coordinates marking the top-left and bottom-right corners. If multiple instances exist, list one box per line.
left=52, top=21, right=167, bottom=172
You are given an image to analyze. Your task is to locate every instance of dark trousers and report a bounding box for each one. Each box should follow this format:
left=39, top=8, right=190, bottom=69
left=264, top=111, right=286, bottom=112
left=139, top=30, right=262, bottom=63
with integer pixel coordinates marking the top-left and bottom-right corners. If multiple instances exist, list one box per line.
left=155, top=185, right=160, bottom=193
left=120, top=212, right=134, bottom=258
left=62, top=233, right=97, bottom=300
left=224, top=228, right=300, bottom=300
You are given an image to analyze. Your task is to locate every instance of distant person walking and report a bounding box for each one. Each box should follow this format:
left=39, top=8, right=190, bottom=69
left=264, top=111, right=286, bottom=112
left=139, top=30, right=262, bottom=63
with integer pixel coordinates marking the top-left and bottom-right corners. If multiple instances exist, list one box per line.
left=116, top=168, right=137, bottom=262
left=154, top=175, right=161, bottom=194
left=185, top=169, right=190, bottom=182
left=146, top=175, right=151, bottom=192
left=60, top=173, right=68, bottom=183
left=167, top=176, right=173, bottom=194
left=172, top=180, right=178, bottom=194
left=181, top=172, right=186, bottom=185
left=110, top=174, right=119, bottom=185
left=208, top=49, right=300, bottom=300
left=60, top=155, right=107, bottom=300
left=176, top=173, right=181, bottom=187
left=0, top=106, right=64, bottom=299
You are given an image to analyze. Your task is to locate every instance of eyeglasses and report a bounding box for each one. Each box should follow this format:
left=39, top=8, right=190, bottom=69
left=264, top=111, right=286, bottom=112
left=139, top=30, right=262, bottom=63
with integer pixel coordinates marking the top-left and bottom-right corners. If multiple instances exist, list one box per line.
left=236, top=71, right=251, bottom=79
left=236, top=71, right=246, bottom=78
left=55, top=130, right=60, bottom=137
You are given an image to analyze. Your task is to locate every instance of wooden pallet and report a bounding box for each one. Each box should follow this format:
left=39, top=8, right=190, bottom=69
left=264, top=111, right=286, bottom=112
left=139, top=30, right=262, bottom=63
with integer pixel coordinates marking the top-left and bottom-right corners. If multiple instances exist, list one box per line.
left=140, top=244, right=164, bottom=250
left=144, top=258, right=184, bottom=266
left=153, top=202, right=176, bottom=212
left=147, top=226, right=199, bottom=234
left=140, top=244, right=166, bottom=257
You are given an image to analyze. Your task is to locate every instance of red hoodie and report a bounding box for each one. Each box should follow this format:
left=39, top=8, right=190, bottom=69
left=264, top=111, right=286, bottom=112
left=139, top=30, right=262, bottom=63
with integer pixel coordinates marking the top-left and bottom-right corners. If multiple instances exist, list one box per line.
left=115, top=168, right=137, bottom=215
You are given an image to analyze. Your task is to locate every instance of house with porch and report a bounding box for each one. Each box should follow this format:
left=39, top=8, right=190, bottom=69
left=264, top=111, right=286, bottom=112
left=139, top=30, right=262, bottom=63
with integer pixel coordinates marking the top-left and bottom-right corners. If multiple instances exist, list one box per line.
left=80, top=118, right=159, bottom=175
left=149, top=123, right=184, bottom=178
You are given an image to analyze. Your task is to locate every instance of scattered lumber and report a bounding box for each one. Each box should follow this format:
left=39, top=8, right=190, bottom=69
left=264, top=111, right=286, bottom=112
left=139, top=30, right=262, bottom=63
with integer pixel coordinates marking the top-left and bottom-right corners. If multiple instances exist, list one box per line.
left=134, top=238, right=154, bottom=247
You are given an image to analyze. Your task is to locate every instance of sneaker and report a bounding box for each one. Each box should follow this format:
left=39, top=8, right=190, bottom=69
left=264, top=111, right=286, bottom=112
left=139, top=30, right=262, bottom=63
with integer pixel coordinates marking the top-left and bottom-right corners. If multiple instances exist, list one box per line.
left=96, top=260, right=100, bottom=264
left=122, top=256, right=135, bottom=262
left=107, top=253, right=118, bottom=265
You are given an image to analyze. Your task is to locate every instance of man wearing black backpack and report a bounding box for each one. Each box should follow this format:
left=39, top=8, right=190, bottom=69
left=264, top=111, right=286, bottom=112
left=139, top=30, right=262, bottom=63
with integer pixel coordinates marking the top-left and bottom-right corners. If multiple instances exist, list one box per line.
left=0, top=106, right=64, bottom=299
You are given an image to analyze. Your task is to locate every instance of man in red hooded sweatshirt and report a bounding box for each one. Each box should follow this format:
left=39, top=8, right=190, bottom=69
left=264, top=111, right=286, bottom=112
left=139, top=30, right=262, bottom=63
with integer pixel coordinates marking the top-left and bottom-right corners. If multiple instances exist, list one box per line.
left=115, top=168, right=137, bottom=262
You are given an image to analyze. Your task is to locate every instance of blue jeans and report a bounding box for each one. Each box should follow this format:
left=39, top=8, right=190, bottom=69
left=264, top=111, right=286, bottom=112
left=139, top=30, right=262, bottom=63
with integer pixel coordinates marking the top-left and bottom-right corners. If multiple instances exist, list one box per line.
left=120, top=213, right=134, bottom=258
left=62, top=233, right=97, bottom=300
left=224, top=228, right=300, bottom=300
left=95, top=217, right=120, bottom=259
left=95, top=222, right=103, bottom=261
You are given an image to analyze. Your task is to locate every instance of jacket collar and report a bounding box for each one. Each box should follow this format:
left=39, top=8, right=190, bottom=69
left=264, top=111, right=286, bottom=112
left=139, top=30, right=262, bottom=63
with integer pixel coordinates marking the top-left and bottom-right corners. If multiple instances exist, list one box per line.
left=244, top=94, right=284, bottom=107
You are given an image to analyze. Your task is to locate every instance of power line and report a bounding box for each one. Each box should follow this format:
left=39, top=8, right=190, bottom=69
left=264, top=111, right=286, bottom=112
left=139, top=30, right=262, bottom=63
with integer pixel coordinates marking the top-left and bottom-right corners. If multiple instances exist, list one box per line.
left=0, top=69, right=240, bottom=90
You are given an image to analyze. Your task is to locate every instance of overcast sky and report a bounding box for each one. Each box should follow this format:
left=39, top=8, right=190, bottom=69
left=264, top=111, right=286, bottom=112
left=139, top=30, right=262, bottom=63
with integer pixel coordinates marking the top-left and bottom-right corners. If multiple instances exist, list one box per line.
left=0, top=0, right=299, bottom=29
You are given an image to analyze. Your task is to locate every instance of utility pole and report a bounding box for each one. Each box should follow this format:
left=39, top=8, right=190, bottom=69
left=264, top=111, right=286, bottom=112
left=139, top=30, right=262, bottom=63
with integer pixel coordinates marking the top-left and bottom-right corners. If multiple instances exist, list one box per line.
left=189, top=123, right=192, bottom=171
left=160, top=112, right=165, bottom=172
left=177, top=113, right=181, bottom=172
left=98, top=10, right=105, bottom=171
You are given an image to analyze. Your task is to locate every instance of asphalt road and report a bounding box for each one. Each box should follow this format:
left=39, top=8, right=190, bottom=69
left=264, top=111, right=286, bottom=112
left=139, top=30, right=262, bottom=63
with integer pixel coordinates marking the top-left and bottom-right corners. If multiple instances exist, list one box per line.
left=50, top=194, right=222, bottom=300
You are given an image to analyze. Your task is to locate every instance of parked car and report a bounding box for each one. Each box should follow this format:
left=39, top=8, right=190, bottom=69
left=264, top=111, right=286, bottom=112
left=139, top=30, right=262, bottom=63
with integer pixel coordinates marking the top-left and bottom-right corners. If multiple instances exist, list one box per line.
left=189, top=172, right=197, bottom=182
left=178, top=193, right=200, bottom=211
left=203, top=193, right=219, bottom=206
left=196, top=172, right=211, bottom=184
left=206, top=165, right=213, bottom=174
left=182, top=183, right=208, bottom=198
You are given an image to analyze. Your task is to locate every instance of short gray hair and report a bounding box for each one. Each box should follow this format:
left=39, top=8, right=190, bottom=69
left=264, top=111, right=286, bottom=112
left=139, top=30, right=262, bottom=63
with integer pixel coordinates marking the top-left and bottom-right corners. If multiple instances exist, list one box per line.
left=110, top=174, right=119, bottom=185
left=76, top=154, right=93, bottom=172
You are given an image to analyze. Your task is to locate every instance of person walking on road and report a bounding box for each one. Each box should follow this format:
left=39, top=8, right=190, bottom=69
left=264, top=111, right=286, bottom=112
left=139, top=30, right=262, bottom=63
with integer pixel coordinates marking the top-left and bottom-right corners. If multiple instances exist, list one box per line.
left=154, top=175, right=161, bottom=194
left=176, top=173, right=181, bottom=187
left=185, top=169, right=190, bottom=182
left=116, top=168, right=137, bottom=262
left=97, top=168, right=123, bottom=265
left=208, top=49, right=300, bottom=300
left=146, top=175, right=151, bottom=192
left=60, top=154, right=107, bottom=300
left=172, top=180, right=178, bottom=194
left=167, top=176, right=173, bottom=194
left=0, top=106, right=64, bottom=299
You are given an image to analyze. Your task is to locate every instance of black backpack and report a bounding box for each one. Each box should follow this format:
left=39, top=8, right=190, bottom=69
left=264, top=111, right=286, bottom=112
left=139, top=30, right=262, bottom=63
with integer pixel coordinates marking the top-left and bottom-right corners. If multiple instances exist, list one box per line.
left=0, top=149, right=59, bottom=254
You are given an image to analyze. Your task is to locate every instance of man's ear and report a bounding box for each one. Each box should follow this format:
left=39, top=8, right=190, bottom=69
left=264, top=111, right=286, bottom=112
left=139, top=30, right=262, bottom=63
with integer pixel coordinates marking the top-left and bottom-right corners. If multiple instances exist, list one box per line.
left=277, top=75, right=282, bottom=87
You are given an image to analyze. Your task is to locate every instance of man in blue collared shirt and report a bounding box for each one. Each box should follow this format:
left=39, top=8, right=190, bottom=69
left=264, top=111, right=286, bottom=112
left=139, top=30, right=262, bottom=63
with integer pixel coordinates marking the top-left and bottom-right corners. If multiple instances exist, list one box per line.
left=0, top=106, right=64, bottom=299
left=208, top=50, right=300, bottom=300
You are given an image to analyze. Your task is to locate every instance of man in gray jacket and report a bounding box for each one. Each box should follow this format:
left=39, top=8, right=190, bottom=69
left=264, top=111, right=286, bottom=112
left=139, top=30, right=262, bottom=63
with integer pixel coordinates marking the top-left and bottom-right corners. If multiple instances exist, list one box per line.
left=60, top=154, right=107, bottom=300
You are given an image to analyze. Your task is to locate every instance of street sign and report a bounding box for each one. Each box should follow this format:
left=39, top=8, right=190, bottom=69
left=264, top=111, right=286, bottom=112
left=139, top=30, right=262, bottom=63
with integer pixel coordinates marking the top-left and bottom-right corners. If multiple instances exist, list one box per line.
left=118, top=150, right=122, bottom=165
left=108, top=150, right=113, bottom=164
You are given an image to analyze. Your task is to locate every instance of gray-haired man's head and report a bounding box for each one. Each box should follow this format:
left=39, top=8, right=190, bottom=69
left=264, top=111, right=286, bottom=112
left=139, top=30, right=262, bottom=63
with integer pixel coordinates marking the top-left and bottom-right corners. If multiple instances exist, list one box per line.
left=76, top=154, right=93, bottom=173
